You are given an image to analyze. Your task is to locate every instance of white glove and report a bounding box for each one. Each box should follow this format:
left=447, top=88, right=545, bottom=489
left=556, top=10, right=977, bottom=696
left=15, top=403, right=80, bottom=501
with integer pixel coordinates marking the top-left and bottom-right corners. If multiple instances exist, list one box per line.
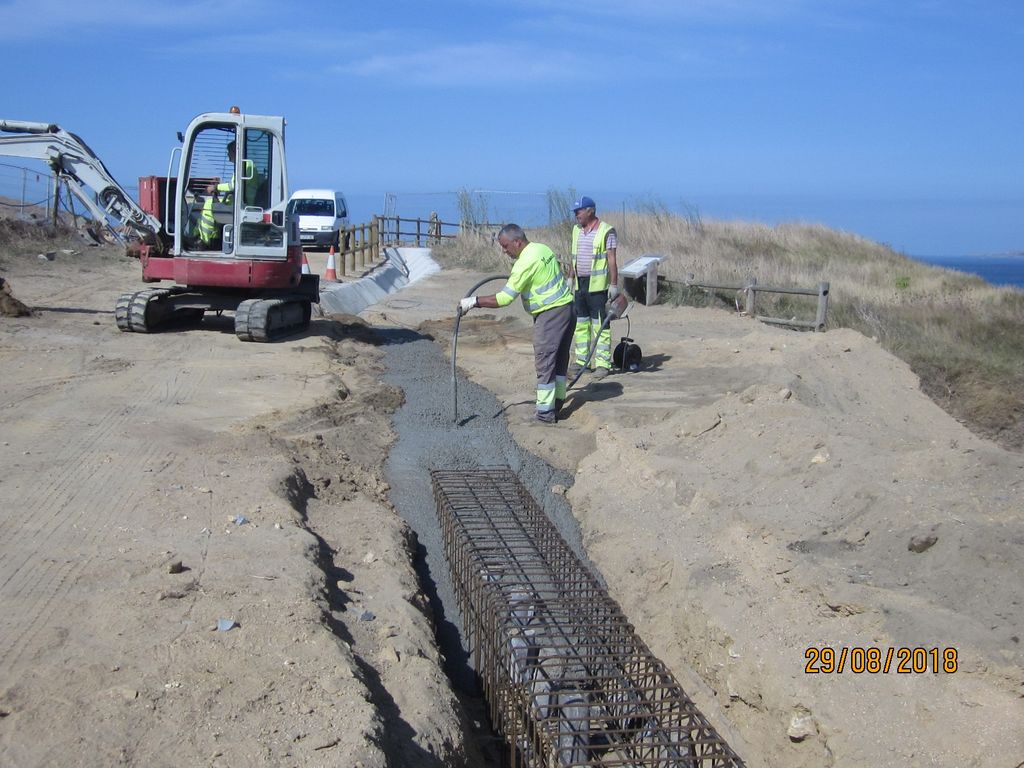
left=608, top=284, right=620, bottom=300
left=459, top=296, right=477, bottom=315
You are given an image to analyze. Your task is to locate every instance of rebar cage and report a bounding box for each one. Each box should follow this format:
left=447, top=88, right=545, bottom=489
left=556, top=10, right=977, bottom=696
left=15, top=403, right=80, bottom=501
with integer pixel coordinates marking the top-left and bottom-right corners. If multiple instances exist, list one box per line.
left=432, top=468, right=745, bottom=767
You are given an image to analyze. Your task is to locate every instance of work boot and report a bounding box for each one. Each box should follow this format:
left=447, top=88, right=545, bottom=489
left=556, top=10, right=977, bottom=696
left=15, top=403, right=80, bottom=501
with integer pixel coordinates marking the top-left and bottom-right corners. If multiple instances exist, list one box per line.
left=534, top=411, right=557, bottom=425
left=591, top=367, right=610, bottom=380
left=568, top=363, right=585, bottom=380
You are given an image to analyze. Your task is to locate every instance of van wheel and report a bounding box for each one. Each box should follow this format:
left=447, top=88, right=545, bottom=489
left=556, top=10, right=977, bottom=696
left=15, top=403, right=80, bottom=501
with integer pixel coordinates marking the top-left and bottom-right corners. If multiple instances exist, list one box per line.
left=332, top=231, right=341, bottom=251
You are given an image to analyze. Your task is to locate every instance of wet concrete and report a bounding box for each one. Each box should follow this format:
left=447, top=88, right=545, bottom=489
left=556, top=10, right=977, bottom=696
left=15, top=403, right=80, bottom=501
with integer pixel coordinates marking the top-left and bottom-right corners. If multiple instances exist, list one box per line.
left=381, top=327, right=585, bottom=691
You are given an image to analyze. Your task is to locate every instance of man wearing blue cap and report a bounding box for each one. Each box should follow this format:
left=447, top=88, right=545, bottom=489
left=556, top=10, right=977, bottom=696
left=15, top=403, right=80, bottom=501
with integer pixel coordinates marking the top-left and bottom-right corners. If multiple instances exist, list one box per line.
left=569, top=195, right=618, bottom=379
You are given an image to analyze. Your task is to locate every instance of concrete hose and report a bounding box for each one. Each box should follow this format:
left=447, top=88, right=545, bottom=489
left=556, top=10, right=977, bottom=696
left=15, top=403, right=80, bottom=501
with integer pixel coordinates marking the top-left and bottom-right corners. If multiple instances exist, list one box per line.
left=452, top=275, right=509, bottom=425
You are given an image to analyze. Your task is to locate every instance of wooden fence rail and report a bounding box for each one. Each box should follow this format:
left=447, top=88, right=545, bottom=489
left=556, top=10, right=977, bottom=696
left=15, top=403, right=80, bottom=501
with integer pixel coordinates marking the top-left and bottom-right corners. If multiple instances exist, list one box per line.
left=334, top=214, right=462, bottom=274
left=336, top=219, right=380, bottom=276
left=378, top=214, right=460, bottom=246
left=684, top=273, right=830, bottom=331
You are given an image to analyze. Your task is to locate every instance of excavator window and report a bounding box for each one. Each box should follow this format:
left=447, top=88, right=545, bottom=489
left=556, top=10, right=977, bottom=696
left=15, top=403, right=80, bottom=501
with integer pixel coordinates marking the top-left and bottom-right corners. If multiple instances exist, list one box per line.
left=181, top=124, right=236, bottom=251
left=239, top=128, right=284, bottom=248
left=242, top=128, right=272, bottom=210
left=179, top=123, right=285, bottom=252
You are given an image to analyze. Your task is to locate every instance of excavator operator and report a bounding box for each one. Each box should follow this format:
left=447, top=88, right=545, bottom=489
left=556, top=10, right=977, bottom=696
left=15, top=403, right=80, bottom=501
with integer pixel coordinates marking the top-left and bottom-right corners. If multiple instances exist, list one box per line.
left=195, top=141, right=236, bottom=248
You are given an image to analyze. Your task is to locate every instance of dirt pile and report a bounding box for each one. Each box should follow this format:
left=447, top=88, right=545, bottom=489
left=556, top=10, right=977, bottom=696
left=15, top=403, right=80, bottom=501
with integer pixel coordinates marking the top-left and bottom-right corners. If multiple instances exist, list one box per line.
left=382, top=270, right=1024, bottom=768
left=0, top=276, right=32, bottom=316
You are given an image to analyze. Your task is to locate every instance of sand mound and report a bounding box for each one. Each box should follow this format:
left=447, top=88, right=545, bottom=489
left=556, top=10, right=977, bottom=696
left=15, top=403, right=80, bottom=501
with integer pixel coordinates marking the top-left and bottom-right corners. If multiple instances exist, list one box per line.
left=0, top=277, right=33, bottom=317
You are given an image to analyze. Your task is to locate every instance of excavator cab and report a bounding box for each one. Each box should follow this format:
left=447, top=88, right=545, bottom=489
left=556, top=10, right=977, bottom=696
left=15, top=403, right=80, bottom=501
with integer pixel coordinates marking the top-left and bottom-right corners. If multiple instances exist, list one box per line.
left=172, top=112, right=292, bottom=264
left=136, top=110, right=311, bottom=291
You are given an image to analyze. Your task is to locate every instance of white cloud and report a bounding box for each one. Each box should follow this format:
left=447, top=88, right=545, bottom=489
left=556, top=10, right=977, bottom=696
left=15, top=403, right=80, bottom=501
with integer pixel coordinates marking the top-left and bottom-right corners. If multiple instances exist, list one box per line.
left=500, top=0, right=810, bottom=23
left=340, top=42, right=586, bottom=87
left=0, top=0, right=270, bottom=40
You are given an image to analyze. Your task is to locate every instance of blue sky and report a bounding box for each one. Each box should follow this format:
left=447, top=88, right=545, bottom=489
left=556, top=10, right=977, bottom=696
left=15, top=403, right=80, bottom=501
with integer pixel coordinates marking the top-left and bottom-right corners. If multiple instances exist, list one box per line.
left=2, top=0, right=1022, bottom=254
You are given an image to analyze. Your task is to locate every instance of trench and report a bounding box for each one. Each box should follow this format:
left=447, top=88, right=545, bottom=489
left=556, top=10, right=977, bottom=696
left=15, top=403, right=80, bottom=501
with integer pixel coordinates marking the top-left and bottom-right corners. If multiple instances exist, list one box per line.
left=379, top=326, right=591, bottom=746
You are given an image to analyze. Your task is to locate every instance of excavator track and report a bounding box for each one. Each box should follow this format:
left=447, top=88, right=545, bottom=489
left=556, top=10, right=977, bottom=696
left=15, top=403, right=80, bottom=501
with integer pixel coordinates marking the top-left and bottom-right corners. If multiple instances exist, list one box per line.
left=130, top=288, right=177, bottom=333
left=114, top=291, right=137, bottom=331
left=235, top=297, right=311, bottom=342
left=117, top=289, right=310, bottom=341
left=115, top=287, right=201, bottom=334
left=115, top=288, right=167, bottom=333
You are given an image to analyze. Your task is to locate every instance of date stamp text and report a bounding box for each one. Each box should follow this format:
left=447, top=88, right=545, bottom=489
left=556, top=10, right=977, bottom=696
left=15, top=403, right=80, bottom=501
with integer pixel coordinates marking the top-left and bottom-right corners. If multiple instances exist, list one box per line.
left=804, top=646, right=958, bottom=674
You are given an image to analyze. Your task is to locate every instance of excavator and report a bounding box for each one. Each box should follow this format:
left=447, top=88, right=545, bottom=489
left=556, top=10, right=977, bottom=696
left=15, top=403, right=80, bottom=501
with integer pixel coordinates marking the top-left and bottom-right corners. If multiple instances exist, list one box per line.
left=0, top=107, right=318, bottom=341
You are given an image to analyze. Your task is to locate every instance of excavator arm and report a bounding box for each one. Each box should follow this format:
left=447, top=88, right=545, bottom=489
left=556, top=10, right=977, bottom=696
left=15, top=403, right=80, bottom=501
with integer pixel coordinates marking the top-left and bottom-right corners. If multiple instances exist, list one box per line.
left=0, top=119, right=163, bottom=248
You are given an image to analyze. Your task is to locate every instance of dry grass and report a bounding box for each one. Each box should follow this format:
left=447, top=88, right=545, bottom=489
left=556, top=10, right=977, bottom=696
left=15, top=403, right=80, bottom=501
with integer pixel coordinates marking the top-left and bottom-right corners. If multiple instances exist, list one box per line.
left=433, top=211, right=1024, bottom=450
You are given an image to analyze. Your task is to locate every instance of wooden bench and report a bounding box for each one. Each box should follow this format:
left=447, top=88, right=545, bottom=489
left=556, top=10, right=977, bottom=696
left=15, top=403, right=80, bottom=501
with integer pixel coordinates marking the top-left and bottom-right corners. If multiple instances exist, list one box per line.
left=619, top=255, right=662, bottom=305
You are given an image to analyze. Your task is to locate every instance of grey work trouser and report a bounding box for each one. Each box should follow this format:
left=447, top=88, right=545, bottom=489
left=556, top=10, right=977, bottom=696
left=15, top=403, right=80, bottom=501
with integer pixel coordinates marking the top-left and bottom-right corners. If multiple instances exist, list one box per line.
left=533, top=302, right=576, bottom=420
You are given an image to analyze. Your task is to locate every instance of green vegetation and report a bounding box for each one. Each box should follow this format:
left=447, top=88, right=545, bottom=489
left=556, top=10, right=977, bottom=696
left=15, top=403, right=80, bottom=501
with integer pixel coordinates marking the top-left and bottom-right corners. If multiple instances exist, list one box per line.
left=433, top=209, right=1024, bottom=450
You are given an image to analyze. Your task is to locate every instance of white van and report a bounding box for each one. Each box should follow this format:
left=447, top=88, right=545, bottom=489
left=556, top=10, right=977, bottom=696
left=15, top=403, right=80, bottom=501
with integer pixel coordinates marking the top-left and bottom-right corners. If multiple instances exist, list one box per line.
left=287, top=189, right=349, bottom=249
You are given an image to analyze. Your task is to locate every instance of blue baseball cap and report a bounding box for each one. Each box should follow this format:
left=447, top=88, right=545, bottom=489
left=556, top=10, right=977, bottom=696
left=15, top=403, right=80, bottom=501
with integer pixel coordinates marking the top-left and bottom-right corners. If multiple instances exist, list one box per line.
left=572, top=195, right=596, bottom=212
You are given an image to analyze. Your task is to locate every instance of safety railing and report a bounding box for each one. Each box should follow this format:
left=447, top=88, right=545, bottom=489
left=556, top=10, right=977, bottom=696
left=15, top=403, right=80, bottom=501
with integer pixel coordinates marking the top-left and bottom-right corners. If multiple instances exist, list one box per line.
left=684, top=273, right=830, bottom=331
left=378, top=213, right=460, bottom=246
left=337, top=218, right=381, bottom=276
left=335, top=213, right=465, bottom=276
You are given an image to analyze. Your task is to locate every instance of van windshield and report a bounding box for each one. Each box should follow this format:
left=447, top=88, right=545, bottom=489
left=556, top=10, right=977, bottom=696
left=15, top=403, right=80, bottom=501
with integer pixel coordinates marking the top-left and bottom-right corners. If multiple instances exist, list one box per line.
left=289, top=199, right=335, bottom=217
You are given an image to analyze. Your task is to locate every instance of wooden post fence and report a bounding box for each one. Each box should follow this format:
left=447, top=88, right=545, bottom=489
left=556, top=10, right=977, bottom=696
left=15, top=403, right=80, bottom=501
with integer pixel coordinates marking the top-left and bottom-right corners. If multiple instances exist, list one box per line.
left=325, top=214, right=459, bottom=277
left=685, top=273, right=830, bottom=331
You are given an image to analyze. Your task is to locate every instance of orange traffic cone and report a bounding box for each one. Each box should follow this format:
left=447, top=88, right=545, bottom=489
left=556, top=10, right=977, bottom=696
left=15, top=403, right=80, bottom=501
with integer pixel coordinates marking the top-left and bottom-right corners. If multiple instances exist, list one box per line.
left=324, top=246, right=338, bottom=281
left=301, top=251, right=311, bottom=275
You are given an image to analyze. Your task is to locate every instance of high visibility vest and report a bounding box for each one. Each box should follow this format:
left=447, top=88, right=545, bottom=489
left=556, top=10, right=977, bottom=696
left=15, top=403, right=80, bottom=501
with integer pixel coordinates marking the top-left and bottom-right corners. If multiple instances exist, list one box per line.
left=215, top=161, right=261, bottom=206
left=215, top=174, right=235, bottom=202
left=239, top=160, right=264, bottom=206
left=195, top=174, right=234, bottom=244
left=496, top=242, right=573, bottom=316
left=571, top=220, right=613, bottom=292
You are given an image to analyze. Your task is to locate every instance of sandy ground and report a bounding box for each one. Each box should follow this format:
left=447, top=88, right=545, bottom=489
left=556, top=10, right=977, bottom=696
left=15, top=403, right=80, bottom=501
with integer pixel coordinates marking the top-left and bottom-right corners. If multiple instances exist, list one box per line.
left=2, top=225, right=1022, bottom=767
left=370, top=268, right=1024, bottom=768
left=0, top=234, right=482, bottom=767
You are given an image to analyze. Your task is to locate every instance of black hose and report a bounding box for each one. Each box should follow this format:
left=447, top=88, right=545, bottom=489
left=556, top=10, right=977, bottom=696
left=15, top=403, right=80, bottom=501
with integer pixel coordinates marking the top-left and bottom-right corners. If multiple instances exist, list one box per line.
left=452, top=274, right=509, bottom=425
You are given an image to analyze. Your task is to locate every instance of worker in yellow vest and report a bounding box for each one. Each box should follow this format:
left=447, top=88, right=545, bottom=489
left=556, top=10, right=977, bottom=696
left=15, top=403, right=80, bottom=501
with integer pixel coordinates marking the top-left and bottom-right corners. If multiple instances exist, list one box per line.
left=569, top=195, right=618, bottom=379
left=459, top=224, right=575, bottom=424
left=196, top=141, right=237, bottom=248
left=195, top=140, right=262, bottom=249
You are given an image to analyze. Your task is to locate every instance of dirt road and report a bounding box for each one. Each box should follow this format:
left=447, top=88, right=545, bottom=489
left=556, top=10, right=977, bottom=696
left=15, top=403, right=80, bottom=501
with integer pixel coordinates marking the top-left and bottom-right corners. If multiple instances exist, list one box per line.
left=0, top=236, right=480, bottom=766
left=2, top=226, right=1022, bottom=767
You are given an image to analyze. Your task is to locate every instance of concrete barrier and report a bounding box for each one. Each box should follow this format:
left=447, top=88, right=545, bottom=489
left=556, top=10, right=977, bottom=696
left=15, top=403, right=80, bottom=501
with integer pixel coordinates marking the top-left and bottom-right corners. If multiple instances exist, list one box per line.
left=318, top=246, right=440, bottom=316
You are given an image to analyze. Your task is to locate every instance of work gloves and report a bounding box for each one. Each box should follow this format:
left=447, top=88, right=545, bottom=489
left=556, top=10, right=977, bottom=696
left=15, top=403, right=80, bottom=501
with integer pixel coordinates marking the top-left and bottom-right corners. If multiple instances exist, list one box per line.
left=458, top=296, right=477, bottom=315
left=608, top=285, right=620, bottom=300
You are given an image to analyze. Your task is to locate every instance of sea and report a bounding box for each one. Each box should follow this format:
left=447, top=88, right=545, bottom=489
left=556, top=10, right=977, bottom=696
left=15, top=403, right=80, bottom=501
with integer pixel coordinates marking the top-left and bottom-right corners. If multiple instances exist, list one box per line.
left=910, top=254, right=1024, bottom=289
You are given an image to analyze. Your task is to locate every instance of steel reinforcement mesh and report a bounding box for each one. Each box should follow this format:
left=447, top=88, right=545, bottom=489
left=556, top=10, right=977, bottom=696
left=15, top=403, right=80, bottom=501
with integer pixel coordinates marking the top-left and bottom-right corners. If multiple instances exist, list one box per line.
left=432, top=468, right=745, bottom=767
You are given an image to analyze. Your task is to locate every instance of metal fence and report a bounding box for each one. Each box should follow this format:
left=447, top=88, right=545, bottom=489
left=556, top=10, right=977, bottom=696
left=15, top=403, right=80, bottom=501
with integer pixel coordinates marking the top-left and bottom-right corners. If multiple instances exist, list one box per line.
left=432, top=468, right=745, bottom=768
left=0, top=161, right=54, bottom=220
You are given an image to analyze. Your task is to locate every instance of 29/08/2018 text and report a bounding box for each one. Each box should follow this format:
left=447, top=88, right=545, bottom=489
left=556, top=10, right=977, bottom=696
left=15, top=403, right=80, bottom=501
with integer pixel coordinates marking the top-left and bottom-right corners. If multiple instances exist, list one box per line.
left=804, top=646, right=958, bottom=674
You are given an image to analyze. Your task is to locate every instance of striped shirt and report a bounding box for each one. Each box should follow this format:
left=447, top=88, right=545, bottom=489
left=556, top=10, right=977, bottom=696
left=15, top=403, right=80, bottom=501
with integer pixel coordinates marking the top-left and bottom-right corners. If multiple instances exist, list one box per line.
left=575, top=223, right=617, bottom=276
